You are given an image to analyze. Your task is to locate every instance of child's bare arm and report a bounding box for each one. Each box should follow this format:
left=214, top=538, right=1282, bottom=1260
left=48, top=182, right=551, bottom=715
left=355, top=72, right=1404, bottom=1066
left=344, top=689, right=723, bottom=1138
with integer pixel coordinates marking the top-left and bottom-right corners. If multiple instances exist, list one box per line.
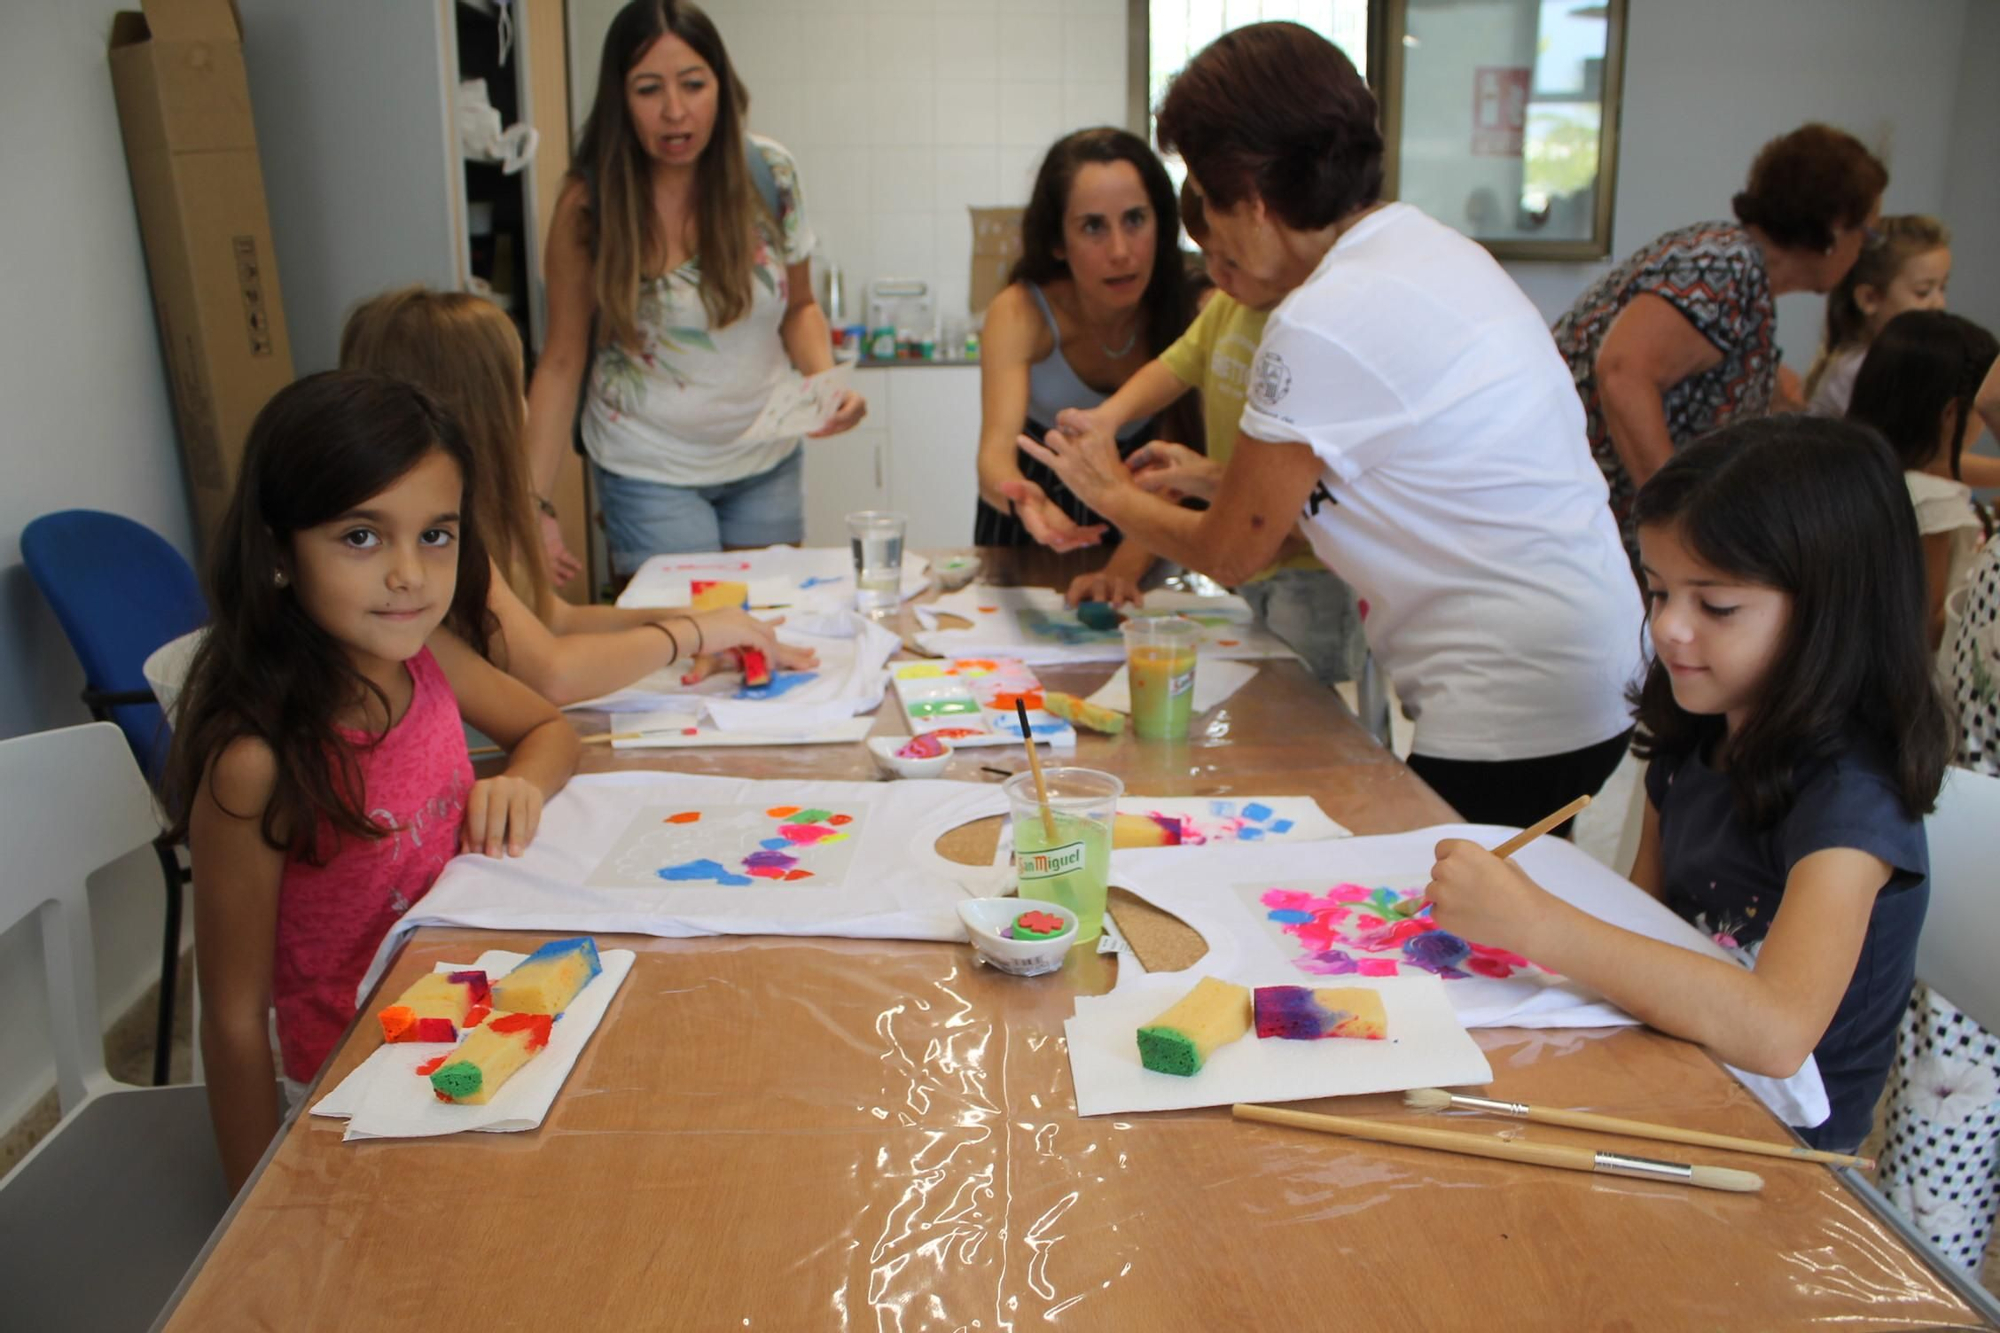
left=188, top=736, right=286, bottom=1195
left=430, top=629, right=581, bottom=857
left=1095, top=359, right=1193, bottom=434
left=1427, top=841, right=1886, bottom=1077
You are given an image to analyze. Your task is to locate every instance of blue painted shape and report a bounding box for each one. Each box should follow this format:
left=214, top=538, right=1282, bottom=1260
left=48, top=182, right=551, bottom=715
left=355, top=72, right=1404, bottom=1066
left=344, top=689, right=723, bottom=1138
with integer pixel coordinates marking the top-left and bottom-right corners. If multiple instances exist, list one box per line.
left=1267, top=908, right=1313, bottom=924
left=798, top=575, right=840, bottom=589
left=1241, top=802, right=1274, bottom=822
left=1269, top=818, right=1295, bottom=834
left=759, top=837, right=791, bottom=851
left=1237, top=827, right=1265, bottom=841
left=737, top=670, right=819, bottom=701
left=1209, top=799, right=1235, bottom=817
left=658, top=858, right=754, bottom=887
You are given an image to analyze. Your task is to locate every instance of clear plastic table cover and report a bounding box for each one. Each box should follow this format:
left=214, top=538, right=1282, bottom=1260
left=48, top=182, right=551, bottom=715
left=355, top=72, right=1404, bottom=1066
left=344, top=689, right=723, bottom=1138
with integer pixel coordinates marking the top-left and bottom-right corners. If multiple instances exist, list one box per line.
left=164, top=931, right=1985, bottom=1331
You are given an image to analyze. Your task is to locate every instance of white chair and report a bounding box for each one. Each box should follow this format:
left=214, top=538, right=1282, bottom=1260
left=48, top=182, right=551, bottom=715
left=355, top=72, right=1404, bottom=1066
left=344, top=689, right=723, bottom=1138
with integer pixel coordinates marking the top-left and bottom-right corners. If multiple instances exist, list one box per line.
left=141, top=626, right=205, bottom=730
left=0, top=723, right=231, bottom=1331
left=1917, top=765, right=2000, bottom=1034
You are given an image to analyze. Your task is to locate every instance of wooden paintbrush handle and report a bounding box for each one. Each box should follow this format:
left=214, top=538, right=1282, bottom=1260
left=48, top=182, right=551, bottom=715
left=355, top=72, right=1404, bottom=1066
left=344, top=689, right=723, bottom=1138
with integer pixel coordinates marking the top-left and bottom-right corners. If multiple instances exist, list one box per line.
left=1237, top=1104, right=1600, bottom=1173
left=1524, top=1105, right=1871, bottom=1168
left=1488, top=794, right=1591, bottom=859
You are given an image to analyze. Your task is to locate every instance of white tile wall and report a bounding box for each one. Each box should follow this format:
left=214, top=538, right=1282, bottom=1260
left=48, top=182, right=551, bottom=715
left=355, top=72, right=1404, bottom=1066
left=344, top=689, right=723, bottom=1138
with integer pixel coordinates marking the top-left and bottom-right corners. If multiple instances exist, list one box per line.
left=711, top=0, right=1129, bottom=323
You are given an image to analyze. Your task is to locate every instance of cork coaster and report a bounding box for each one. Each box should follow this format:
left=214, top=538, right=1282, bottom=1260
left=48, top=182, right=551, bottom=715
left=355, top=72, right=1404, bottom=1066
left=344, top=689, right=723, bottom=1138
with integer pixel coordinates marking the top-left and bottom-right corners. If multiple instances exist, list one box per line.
left=931, top=819, right=1209, bottom=971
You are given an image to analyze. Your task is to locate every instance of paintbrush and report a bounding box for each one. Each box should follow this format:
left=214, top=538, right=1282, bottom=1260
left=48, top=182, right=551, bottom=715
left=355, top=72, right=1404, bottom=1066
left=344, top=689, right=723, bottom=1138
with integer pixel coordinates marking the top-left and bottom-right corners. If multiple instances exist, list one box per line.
left=1417, top=793, right=1591, bottom=916
left=1403, top=1089, right=1873, bottom=1169
left=1489, top=794, right=1592, bottom=858
left=1015, top=698, right=1057, bottom=841
left=1233, top=1103, right=1763, bottom=1193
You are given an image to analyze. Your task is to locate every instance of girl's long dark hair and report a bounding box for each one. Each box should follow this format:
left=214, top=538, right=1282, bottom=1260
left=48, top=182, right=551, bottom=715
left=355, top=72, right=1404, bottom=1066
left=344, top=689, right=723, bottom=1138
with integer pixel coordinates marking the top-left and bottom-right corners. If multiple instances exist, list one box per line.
left=1011, top=127, right=1190, bottom=361
left=1846, top=309, right=1998, bottom=477
left=574, top=0, right=769, bottom=345
left=162, top=371, right=493, bottom=860
left=1629, top=414, right=1950, bottom=827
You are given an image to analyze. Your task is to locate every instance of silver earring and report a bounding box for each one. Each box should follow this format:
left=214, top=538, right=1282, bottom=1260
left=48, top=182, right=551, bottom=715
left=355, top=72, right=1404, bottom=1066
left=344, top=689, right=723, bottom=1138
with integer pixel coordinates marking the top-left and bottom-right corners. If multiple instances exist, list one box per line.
left=274, top=569, right=288, bottom=588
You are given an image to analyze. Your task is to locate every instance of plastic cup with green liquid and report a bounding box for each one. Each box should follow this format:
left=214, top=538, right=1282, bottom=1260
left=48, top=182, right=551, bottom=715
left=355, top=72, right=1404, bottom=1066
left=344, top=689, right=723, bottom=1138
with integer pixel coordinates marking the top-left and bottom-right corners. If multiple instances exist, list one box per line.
left=1004, top=767, right=1121, bottom=943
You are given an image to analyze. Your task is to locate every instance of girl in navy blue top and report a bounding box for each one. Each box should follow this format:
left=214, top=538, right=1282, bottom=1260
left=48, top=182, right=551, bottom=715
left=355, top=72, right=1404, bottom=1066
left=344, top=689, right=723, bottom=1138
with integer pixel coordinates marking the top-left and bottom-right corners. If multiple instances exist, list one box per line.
left=1427, top=415, right=1952, bottom=1151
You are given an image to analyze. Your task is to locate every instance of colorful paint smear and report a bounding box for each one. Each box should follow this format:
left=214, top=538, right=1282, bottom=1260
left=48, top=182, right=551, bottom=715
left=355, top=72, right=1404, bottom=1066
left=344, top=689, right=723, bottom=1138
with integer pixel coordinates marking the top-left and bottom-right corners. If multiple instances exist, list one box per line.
left=736, top=670, right=818, bottom=701
left=1250, top=883, right=1545, bottom=981
left=1125, top=799, right=1299, bottom=846
left=654, top=805, right=854, bottom=886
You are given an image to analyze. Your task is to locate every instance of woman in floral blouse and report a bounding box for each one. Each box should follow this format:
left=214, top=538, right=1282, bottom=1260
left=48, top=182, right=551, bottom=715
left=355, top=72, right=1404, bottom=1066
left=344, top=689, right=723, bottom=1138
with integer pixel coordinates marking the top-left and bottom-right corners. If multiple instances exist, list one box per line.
left=525, top=0, right=864, bottom=579
left=1551, top=124, right=1885, bottom=561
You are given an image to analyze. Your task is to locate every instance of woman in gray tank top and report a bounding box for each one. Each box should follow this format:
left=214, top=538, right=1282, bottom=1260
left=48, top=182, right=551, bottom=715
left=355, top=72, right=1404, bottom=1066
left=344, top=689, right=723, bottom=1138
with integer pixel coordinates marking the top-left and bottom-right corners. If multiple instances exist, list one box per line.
left=972, top=129, right=1193, bottom=601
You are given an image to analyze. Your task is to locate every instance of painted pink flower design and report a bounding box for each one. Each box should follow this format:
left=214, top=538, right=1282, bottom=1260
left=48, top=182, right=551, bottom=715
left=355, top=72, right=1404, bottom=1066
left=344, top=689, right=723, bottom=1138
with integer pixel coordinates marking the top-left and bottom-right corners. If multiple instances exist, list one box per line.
left=1259, top=884, right=1550, bottom=981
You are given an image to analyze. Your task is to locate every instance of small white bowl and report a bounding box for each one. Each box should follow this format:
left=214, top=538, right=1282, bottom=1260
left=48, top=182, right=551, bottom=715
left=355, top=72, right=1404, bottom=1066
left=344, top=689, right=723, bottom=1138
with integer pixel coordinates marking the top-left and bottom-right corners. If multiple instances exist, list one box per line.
left=957, top=897, right=1079, bottom=975
left=868, top=733, right=953, bottom=779
left=935, top=554, right=981, bottom=591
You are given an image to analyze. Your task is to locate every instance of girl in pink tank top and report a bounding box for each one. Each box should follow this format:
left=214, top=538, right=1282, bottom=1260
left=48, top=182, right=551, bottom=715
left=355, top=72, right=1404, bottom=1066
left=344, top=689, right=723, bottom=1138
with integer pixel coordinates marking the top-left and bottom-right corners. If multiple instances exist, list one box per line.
left=164, top=371, right=581, bottom=1193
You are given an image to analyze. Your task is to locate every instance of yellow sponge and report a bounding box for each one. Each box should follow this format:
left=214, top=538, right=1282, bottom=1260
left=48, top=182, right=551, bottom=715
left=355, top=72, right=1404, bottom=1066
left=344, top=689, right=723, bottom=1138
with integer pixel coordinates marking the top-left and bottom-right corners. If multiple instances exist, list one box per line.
left=491, top=937, right=602, bottom=1016
left=378, top=969, right=490, bottom=1043
left=428, top=1012, right=551, bottom=1104
left=690, top=580, right=749, bottom=611
left=1136, top=977, right=1252, bottom=1076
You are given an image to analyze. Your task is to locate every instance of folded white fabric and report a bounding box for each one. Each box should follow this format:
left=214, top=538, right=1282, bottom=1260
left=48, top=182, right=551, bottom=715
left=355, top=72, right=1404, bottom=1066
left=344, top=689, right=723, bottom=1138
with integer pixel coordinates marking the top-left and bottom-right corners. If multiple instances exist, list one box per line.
left=616, top=544, right=930, bottom=614
left=568, top=610, right=899, bottom=723
left=355, top=772, right=1012, bottom=1001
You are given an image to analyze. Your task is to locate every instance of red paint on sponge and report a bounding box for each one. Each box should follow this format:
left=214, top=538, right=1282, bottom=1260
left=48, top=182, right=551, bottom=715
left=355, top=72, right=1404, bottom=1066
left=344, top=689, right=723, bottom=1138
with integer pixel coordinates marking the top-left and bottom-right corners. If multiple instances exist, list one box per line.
left=741, top=647, right=772, bottom=687
left=489, top=1012, right=554, bottom=1051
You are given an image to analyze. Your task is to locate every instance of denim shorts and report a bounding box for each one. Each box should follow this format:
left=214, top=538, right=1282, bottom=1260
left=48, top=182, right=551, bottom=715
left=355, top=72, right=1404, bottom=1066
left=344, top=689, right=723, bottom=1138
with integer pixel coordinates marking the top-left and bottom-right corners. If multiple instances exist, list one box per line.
left=594, top=446, right=805, bottom=576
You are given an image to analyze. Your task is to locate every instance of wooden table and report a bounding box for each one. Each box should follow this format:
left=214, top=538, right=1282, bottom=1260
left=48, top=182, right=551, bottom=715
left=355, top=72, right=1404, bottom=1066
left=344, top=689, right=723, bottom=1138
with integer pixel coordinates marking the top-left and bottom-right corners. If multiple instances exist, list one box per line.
left=159, top=549, right=1991, bottom=1330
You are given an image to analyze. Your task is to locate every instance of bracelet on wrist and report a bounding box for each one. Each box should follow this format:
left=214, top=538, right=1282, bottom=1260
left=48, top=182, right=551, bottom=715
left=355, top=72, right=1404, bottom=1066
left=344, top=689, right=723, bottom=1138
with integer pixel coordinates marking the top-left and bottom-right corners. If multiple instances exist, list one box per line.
left=680, top=614, right=704, bottom=657
left=646, top=620, right=681, bottom=661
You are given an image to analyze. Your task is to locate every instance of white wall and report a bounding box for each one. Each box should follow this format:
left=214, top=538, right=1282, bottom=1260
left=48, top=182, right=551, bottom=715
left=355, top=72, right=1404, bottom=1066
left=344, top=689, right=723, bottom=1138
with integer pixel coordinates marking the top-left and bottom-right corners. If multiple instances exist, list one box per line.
left=1503, top=0, right=1971, bottom=371
left=570, top=0, right=1128, bottom=324
left=0, top=0, right=202, bottom=1124
left=1940, top=0, right=2000, bottom=334
left=571, top=0, right=1978, bottom=368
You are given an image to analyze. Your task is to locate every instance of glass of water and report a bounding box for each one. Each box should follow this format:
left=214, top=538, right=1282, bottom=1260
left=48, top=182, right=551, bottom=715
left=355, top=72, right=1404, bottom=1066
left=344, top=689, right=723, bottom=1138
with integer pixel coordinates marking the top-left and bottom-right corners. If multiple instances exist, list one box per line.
left=846, top=510, right=906, bottom=615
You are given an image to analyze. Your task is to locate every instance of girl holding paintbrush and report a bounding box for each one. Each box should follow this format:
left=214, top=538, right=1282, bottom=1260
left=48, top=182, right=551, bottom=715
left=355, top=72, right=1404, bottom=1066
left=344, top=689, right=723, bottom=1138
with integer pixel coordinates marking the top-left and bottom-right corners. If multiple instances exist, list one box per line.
left=1426, top=415, right=1951, bottom=1154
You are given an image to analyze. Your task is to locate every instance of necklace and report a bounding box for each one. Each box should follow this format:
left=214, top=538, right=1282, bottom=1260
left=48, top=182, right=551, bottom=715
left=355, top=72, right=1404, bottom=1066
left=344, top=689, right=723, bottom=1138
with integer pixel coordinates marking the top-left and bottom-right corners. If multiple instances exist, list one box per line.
left=1095, top=319, right=1139, bottom=359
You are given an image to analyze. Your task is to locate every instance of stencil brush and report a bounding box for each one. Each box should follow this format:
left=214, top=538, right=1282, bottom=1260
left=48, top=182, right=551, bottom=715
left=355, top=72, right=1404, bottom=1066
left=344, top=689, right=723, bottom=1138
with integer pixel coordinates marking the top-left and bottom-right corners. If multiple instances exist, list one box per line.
left=1015, top=698, right=1057, bottom=841
left=1233, top=1103, right=1764, bottom=1193
left=1404, top=1088, right=1873, bottom=1169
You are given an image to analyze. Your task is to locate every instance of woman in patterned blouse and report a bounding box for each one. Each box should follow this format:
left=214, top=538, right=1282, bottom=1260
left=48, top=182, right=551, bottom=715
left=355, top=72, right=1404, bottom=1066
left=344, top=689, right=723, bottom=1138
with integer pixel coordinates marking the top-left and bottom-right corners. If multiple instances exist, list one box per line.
left=1552, top=124, right=1886, bottom=561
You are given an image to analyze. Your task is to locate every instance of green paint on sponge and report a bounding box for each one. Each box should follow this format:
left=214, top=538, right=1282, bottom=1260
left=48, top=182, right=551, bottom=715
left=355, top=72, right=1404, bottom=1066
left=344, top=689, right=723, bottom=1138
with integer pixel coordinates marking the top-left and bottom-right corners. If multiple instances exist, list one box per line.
left=1136, top=1026, right=1203, bottom=1077
left=429, top=1060, right=484, bottom=1101
left=1075, top=601, right=1122, bottom=631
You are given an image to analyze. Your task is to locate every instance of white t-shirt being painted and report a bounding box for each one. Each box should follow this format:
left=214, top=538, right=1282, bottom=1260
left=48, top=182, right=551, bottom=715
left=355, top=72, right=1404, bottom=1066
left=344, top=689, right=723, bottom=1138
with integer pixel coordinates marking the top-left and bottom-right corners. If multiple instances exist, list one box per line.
left=1239, top=203, right=1644, bottom=762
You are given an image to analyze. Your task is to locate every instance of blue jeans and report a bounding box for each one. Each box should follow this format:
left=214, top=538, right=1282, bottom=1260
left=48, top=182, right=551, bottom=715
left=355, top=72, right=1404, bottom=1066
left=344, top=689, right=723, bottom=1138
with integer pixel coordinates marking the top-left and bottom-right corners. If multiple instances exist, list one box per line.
left=1237, top=565, right=1366, bottom=687
left=594, top=447, right=805, bottom=576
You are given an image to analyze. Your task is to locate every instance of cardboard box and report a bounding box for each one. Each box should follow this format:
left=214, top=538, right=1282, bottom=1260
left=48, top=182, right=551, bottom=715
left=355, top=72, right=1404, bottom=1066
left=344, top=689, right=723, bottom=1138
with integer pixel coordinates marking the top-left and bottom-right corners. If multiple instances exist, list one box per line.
left=110, top=0, right=293, bottom=552
left=969, top=206, right=1025, bottom=315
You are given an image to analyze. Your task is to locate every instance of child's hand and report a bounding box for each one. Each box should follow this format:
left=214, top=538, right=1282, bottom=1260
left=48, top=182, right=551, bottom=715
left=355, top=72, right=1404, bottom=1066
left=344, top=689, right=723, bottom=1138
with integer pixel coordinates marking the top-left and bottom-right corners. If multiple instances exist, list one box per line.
left=1065, top=570, right=1144, bottom=608
left=1423, top=839, right=1552, bottom=956
left=462, top=775, right=545, bottom=858
left=686, top=609, right=817, bottom=672
left=1126, top=440, right=1221, bottom=502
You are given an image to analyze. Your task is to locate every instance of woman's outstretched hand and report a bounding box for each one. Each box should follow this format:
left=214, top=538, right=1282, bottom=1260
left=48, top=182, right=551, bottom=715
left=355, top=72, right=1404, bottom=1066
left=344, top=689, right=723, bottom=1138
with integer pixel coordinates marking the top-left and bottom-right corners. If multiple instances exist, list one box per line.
left=998, top=477, right=1107, bottom=553
left=808, top=390, right=868, bottom=438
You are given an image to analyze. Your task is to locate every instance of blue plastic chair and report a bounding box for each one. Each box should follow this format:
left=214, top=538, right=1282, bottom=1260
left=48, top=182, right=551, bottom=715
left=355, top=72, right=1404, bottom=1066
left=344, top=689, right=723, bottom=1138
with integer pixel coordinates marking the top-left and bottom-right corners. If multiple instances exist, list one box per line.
left=21, top=510, right=209, bottom=1086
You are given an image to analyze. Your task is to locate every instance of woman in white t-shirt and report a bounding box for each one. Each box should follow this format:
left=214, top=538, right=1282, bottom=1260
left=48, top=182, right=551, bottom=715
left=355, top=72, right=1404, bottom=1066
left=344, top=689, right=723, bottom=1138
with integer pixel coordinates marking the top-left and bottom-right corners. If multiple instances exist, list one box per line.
left=1012, top=22, right=1643, bottom=828
left=1846, top=309, right=1997, bottom=648
left=524, top=1, right=865, bottom=579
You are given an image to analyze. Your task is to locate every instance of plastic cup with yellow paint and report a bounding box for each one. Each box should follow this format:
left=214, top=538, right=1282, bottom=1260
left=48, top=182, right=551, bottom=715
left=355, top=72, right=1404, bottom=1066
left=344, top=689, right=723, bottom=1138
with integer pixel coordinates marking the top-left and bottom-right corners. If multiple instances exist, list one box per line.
left=1122, top=616, right=1200, bottom=741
